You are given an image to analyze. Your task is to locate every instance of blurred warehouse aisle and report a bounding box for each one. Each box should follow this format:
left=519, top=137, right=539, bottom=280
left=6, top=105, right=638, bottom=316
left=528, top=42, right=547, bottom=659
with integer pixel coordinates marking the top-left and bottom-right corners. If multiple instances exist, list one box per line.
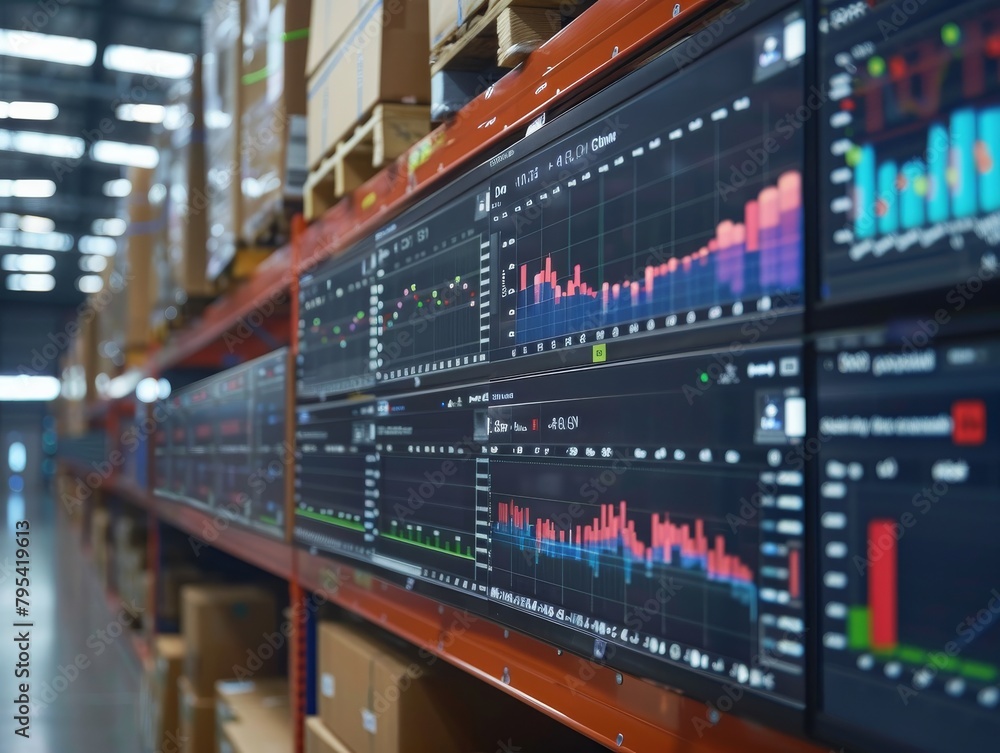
left=0, top=477, right=142, bottom=751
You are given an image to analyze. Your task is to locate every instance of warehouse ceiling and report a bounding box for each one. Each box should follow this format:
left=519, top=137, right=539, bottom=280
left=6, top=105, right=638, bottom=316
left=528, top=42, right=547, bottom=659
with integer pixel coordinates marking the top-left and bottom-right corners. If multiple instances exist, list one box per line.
left=0, top=0, right=209, bottom=309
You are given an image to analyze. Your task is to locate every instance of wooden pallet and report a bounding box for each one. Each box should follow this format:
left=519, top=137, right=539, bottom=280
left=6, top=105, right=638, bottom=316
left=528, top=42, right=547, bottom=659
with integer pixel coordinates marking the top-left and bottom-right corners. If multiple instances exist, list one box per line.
left=304, top=103, right=431, bottom=221
left=430, top=0, right=576, bottom=75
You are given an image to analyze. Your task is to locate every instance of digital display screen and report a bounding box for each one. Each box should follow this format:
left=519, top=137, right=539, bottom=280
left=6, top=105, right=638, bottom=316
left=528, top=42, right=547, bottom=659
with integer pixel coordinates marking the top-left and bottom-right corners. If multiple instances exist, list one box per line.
left=294, top=396, right=377, bottom=561
left=491, top=8, right=805, bottom=367
left=153, top=350, right=288, bottom=538
left=487, top=345, right=807, bottom=708
left=294, top=382, right=491, bottom=602
left=374, top=188, right=493, bottom=384
left=816, top=335, right=1000, bottom=752
left=370, top=383, right=491, bottom=597
left=297, top=246, right=378, bottom=399
left=818, top=0, right=1000, bottom=303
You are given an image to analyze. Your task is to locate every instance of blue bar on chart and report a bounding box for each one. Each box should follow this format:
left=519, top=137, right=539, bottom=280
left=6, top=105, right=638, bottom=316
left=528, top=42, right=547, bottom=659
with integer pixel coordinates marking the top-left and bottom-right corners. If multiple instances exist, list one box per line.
left=979, top=107, right=1000, bottom=213
left=951, top=108, right=977, bottom=218
left=877, top=161, right=898, bottom=235
left=928, top=124, right=950, bottom=223
left=855, top=145, right=877, bottom=239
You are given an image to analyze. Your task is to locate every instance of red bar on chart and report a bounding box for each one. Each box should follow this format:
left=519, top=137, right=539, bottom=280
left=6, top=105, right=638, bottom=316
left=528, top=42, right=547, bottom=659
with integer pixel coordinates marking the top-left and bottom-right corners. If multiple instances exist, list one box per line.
left=868, top=519, right=898, bottom=650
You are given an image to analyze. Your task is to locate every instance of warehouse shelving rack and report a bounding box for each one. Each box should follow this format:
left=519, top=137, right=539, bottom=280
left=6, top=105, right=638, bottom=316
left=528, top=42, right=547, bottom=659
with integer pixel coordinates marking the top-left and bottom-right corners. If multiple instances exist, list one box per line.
left=62, top=1, right=828, bottom=751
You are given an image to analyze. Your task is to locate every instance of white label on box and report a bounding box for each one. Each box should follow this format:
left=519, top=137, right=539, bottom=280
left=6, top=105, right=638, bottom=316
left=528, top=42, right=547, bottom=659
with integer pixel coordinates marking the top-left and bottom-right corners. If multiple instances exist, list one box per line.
left=321, top=673, right=335, bottom=698
left=362, top=708, right=377, bottom=734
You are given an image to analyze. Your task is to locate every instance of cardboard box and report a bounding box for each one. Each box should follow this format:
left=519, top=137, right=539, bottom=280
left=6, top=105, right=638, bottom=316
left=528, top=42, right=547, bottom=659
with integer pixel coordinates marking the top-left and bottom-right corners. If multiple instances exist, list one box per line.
left=122, top=166, right=160, bottom=351
left=306, top=0, right=429, bottom=169
left=317, top=621, right=476, bottom=753
left=429, top=0, right=487, bottom=51
left=180, top=675, right=217, bottom=753
left=216, top=677, right=289, bottom=726
left=240, top=0, right=309, bottom=243
left=203, top=0, right=243, bottom=280
left=305, top=716, right=352, bottom=753
left=158, top=56, right=213, bottom=318
left=306, top=0, right=368, bottom=77
left=151, top=635, right=187, bottom=751
left=181, top=584, right=280, bottom=697
left=219, top=711, right=291, bottom=753
left=217, top=678, right=291, bottom=753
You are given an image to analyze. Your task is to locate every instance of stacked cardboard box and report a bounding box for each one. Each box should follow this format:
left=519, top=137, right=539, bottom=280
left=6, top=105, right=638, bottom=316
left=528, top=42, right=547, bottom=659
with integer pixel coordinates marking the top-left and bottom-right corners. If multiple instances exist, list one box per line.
left=240, top=0, right=309, bottom=243
left=179, top=583, right=281, bottom=752
left=305, top=0, right=430, bottom=170
left=154, top=55, right=214, bottom=334
left=216, top=678, right=291, bottom=753
left=120, top=165, right=161, bottom=356
left=145, top=635, right=187, bottom=753
left=315, top=621, right=480, bottom=753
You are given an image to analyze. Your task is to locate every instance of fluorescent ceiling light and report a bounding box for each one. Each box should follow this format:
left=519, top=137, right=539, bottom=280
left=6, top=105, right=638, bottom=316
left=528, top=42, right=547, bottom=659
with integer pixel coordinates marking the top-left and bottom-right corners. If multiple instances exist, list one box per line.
left=1, top=254, right=56, bottom=272
left=104, top=45, right=193, bottom=79
left=79, top=255, right=107, bottom=273
left=0, top=228, right=73, bottom=251
left=76, top=274, right=103, bottom=293
left=0, top=375, right=61, bottom=401
left=19, top=232, right=73, bottom=251
left=18, top=215, right=54, bottom=233
left=91, top=218, right=126, bottom=236
left=5, top=273, right=55, bottom=292
left=91, top=140, right=159, bottom=168
left=135, top=377, right=160, bottom=403
left=0, top=179, right=56, bottom=198
left=0, top=101, right=59, bottom=120
left=116, top=103, right=166, bottom=124
left=0, top=129, right=84, bottom=159
left=107, top=370, right=141, bottom=399
left=149, top=183, right=167, bottom=204
left=0, top=30, right=96, bottom=67
left=102, top=178, right=131, bottom=197
left=78, top=235, right=117, bottom=256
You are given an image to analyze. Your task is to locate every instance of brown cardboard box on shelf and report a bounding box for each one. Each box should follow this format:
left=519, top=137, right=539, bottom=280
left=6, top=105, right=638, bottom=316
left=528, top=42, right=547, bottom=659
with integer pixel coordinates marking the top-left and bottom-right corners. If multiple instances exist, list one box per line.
left=215, top=677, right=289, bottom=728
left=218, top=704, right=292, bottom=753
left=180, top=674, right=217, bottom=753
left=240, top=0, right=309, bottom=245
left=155, top=55, right=213, bottom=329
left=429, top=0, right=487, bottom=51
left=305, top=716, right=352, bottom=753
left=120, top=165, right=160, bottom=352
left=317, top=621, right=477, bottom=753
left=216, top=677, right=291, bottom=753
left=306, top=0, right=429, bottom=169
left=150, top=635, right=186, bottom=752
left=305, top=0, right=366, bottom=78
left=203, top=0, right=243, bottom=280
left=181, top=584, right=280, bottom=698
